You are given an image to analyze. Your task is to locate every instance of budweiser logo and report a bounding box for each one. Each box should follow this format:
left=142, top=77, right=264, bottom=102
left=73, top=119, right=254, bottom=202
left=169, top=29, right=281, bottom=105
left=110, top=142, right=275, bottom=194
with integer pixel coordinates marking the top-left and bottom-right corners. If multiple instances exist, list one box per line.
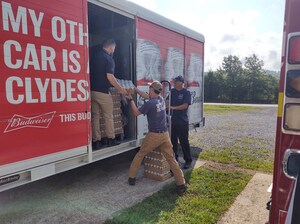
left=4, top=111, right=56, bottom=133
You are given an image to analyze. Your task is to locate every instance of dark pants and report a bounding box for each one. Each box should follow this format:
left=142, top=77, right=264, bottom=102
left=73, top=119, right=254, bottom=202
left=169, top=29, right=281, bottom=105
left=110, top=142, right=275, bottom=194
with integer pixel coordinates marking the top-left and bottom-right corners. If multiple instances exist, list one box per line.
left=171, top=123, right=192, bottom=163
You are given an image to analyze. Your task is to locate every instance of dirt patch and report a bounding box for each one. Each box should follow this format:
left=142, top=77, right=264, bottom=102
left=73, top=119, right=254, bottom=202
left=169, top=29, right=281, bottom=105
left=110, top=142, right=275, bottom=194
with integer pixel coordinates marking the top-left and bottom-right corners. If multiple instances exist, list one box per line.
left=204, top=160, right=256, bottom=175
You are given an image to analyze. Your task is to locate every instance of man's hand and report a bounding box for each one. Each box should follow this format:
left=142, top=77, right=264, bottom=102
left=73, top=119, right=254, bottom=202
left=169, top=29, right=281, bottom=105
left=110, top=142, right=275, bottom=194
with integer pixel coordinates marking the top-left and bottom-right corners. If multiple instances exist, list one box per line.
left=125, top=94, right=133, bottom=100
left=125, top=93, right=141, bottom=116
left=118, top=87, right=128, bottom=96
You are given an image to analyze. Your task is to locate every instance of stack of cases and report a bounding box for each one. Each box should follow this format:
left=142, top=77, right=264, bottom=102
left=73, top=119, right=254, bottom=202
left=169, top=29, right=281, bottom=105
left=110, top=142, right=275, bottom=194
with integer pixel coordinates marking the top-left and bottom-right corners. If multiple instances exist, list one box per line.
left=144, top=148, right=172, bottom=181
left=117, top=79, right=135, bottom=94
left=99, top=88, right=123, bottom=138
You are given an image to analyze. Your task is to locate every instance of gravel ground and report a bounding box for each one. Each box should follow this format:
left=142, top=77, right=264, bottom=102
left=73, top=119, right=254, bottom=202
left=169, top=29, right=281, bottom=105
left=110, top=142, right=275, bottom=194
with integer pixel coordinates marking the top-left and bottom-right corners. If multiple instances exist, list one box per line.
left=0, top=152, right=175, bottom=224
left=0, top=106, right=278, bottom=224
left=190, top=106, right=277, bottom=152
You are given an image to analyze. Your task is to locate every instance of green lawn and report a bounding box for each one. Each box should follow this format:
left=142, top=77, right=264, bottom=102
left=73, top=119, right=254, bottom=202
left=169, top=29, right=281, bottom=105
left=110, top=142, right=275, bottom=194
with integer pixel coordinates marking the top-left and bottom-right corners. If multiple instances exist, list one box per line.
left=104, top=105, right=271, bottom=223
left=204, top=104, right=260, bottom=115
left=104, top=167, right=251, bottom=224
left=200, top=146, right=273, bottom=173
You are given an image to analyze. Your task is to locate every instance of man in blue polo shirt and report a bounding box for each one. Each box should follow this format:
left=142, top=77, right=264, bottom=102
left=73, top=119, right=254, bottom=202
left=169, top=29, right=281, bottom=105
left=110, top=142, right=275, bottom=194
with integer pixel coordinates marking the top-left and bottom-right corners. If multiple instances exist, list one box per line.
left=125, top=81, right=187, bottom=196
left=90, top=39, right=127, bottom=150
left=169, top=76, right=192, bottom=169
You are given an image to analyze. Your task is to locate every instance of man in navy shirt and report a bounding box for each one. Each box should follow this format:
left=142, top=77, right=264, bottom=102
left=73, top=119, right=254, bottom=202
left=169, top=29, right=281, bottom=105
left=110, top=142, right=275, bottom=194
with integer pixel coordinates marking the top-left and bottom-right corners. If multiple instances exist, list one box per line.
left=169, top=76, right=192, bottom=169
left=90, top=39, right=127, bottom=150
left=125, top=81, right=187, bottom=195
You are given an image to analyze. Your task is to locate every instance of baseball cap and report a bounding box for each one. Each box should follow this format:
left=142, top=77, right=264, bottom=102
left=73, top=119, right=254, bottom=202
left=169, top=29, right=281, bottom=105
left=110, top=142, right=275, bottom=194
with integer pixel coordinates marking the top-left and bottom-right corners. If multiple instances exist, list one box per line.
left=173, top=76, right=184, bottom=83
left=148, top=81, right=163, bottom=93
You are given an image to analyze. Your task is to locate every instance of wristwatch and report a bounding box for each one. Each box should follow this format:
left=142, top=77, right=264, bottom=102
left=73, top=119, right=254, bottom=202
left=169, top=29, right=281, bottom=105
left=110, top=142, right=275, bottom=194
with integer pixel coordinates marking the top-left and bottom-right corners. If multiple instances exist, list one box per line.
left=128, top=99, right=133, bottom=102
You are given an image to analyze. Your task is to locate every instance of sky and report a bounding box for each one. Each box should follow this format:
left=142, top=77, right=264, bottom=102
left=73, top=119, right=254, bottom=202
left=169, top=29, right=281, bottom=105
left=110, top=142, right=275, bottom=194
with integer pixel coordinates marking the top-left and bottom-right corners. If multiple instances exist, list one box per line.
left=128, top=0, right=285, bottom=72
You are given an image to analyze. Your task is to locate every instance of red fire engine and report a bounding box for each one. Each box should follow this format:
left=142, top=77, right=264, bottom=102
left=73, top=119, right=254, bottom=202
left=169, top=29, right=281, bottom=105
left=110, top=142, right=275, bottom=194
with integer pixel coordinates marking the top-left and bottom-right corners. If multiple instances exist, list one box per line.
left=269, top=0, right=300, bottom=223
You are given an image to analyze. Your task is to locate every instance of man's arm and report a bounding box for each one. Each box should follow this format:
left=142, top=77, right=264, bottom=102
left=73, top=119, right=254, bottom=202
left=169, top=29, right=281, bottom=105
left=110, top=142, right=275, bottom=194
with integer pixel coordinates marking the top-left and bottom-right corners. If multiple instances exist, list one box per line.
left=126, top=95, right=141, bottom=117
left=129, top=100, right=142, bottom=116
left=107, top=73, right=127, bottom=95
left=135, top=87, right=150, bottom=99
left=170, top=103, right=189, bottom=110
left=169, top=90, right=191, bottom=110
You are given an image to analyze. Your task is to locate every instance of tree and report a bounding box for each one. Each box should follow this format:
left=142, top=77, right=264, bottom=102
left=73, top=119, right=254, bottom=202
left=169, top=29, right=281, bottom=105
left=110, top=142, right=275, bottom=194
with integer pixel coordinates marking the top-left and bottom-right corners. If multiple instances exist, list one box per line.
left=220, top=55, right=243, bottom=102
left=204, top=54, right=279, bottom=104
left=204, top=70, right=225, bottom=102
left=244, top=54, right=264, bottom=101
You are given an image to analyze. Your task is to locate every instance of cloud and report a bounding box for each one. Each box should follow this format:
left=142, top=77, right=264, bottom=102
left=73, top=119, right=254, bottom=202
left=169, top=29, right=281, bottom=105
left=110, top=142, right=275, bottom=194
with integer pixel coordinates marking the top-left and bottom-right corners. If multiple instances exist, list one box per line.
left=220, top=34, right=242, bottom=43
left=202, top=11, right=282, bottom=71
left=210, top=45, right=217, bottom=53
left=268, top=50, right=278, bottom=61
left=219, top=48, right=235, bottom=56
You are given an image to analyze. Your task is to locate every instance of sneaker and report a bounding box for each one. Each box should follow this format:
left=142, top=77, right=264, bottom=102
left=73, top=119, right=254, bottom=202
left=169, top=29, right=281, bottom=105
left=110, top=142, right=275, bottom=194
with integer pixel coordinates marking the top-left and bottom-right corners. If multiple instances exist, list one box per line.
left=108, top=138, right=121, bottom=147
left=175, top=183, right=188, bottom=196
left=92, top=141, right=102, bottom=150
left=183, top=162, right=192, bottom=169
left=128, top=177, right=136, bottom=186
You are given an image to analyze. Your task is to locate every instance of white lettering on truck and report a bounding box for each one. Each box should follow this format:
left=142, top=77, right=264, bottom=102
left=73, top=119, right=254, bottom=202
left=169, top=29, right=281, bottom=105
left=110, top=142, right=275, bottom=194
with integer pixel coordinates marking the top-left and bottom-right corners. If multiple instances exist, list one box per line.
left=6, top=77, right=89, bottom=104
left=1, top=1, right=88, bottom=106
left=4, top=40, right=57, bottom=71
left=51, top=16, right=84, bottom=45
left=2, top=1, right=44, bottom=37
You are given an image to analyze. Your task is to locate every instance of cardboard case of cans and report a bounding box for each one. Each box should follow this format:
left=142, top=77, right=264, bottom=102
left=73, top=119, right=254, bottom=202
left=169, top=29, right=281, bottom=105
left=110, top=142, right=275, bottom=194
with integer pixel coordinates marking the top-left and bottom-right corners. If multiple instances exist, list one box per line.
left=99, top=79, right=135, bottom=138
left=144, top=148, right=172, bottom=181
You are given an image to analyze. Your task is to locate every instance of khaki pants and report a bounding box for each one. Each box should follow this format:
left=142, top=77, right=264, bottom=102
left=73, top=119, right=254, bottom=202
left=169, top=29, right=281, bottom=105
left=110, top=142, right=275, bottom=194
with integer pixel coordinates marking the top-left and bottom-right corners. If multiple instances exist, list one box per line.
left=128, top=132, right=185, bottom=186
left=91, top=91, right=115, bottom=141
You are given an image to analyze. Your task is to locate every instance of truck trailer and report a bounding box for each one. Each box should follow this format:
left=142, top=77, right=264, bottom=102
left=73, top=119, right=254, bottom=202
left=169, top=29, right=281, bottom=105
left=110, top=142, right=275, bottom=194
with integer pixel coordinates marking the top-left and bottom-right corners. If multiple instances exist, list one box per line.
left=0, top=0, right=204, bottom=192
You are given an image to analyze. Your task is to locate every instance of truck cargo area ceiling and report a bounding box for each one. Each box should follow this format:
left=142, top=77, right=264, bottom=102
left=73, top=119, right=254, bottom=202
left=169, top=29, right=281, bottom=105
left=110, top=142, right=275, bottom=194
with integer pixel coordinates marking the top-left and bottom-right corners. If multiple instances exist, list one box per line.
left=88, top=3, right=133, bottom=33
left=88, top=3, right=130, bottom=32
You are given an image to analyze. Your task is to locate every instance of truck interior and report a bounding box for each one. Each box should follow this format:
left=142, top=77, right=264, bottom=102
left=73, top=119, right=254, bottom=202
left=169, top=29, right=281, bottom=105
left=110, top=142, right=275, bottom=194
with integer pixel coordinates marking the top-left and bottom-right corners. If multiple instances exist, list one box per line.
left=88, top=2, right=136, bottom=144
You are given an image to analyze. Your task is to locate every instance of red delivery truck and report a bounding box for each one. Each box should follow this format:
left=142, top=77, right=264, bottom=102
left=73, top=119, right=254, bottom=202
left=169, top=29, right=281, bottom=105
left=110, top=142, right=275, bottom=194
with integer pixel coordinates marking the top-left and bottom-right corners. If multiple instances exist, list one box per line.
left=0, top=0, right=205, bottom=192
left=269, top=0, right=300, bottom=223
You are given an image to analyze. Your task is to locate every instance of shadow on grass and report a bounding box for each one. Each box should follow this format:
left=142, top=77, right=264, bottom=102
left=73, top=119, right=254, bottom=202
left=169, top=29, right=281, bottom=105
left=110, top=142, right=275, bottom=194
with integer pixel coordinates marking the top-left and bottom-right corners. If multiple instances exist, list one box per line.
left=104, top=173, right=191, bottom=224
left=104, top=164, right=251, bottom=224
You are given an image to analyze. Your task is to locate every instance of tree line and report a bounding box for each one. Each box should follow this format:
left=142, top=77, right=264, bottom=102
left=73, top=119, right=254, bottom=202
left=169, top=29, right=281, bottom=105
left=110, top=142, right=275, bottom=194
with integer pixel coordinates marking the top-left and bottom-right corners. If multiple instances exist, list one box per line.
left=204, top=54, right=279, bottom=104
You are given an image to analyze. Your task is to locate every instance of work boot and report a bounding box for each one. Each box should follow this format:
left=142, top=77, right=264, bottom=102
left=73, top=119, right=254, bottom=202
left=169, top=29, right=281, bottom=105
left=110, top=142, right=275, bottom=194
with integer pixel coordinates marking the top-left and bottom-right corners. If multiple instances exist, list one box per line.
left=175, top=183, right=188, bottom=196
left=92, top=141, right=102, bottom=150
left=101, top=138, right=108, bottom=147
left=128, top=177, right=136, bottom=186
left=107, top=138, right=120, bottom=147
left=183, top=161, right=192, bottom=169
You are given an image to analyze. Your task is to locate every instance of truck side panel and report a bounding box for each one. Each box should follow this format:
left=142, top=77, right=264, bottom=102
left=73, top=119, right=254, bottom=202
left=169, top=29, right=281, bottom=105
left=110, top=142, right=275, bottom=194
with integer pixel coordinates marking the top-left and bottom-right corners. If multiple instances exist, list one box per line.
left=135, top=17, right=204, bottom=136
left=135, top=17, right=185, bottom=137
left=0, top=0, right=89, bottom=167
left=185, top=37, right=204, bottom=125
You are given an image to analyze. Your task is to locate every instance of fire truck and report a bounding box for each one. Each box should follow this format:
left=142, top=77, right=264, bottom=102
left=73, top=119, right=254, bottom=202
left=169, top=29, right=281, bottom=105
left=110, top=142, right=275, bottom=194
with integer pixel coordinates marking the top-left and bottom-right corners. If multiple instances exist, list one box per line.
left=269, top=0, right=300, bottom=223
left=0, top=0, right=204, bottom=191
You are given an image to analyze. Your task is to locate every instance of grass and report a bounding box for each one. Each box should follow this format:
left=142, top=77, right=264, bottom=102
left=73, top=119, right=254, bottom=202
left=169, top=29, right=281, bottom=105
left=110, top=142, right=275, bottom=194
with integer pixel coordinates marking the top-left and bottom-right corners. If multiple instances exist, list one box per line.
left=104, top=166, right=252, bottom=224
left=238, top=137, right=270, bottom=149
left=200, top=146, right=274, bottom=173
left=104, top=105, right=272, bottom=223
left=204, top=104, right=260, bottom=115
